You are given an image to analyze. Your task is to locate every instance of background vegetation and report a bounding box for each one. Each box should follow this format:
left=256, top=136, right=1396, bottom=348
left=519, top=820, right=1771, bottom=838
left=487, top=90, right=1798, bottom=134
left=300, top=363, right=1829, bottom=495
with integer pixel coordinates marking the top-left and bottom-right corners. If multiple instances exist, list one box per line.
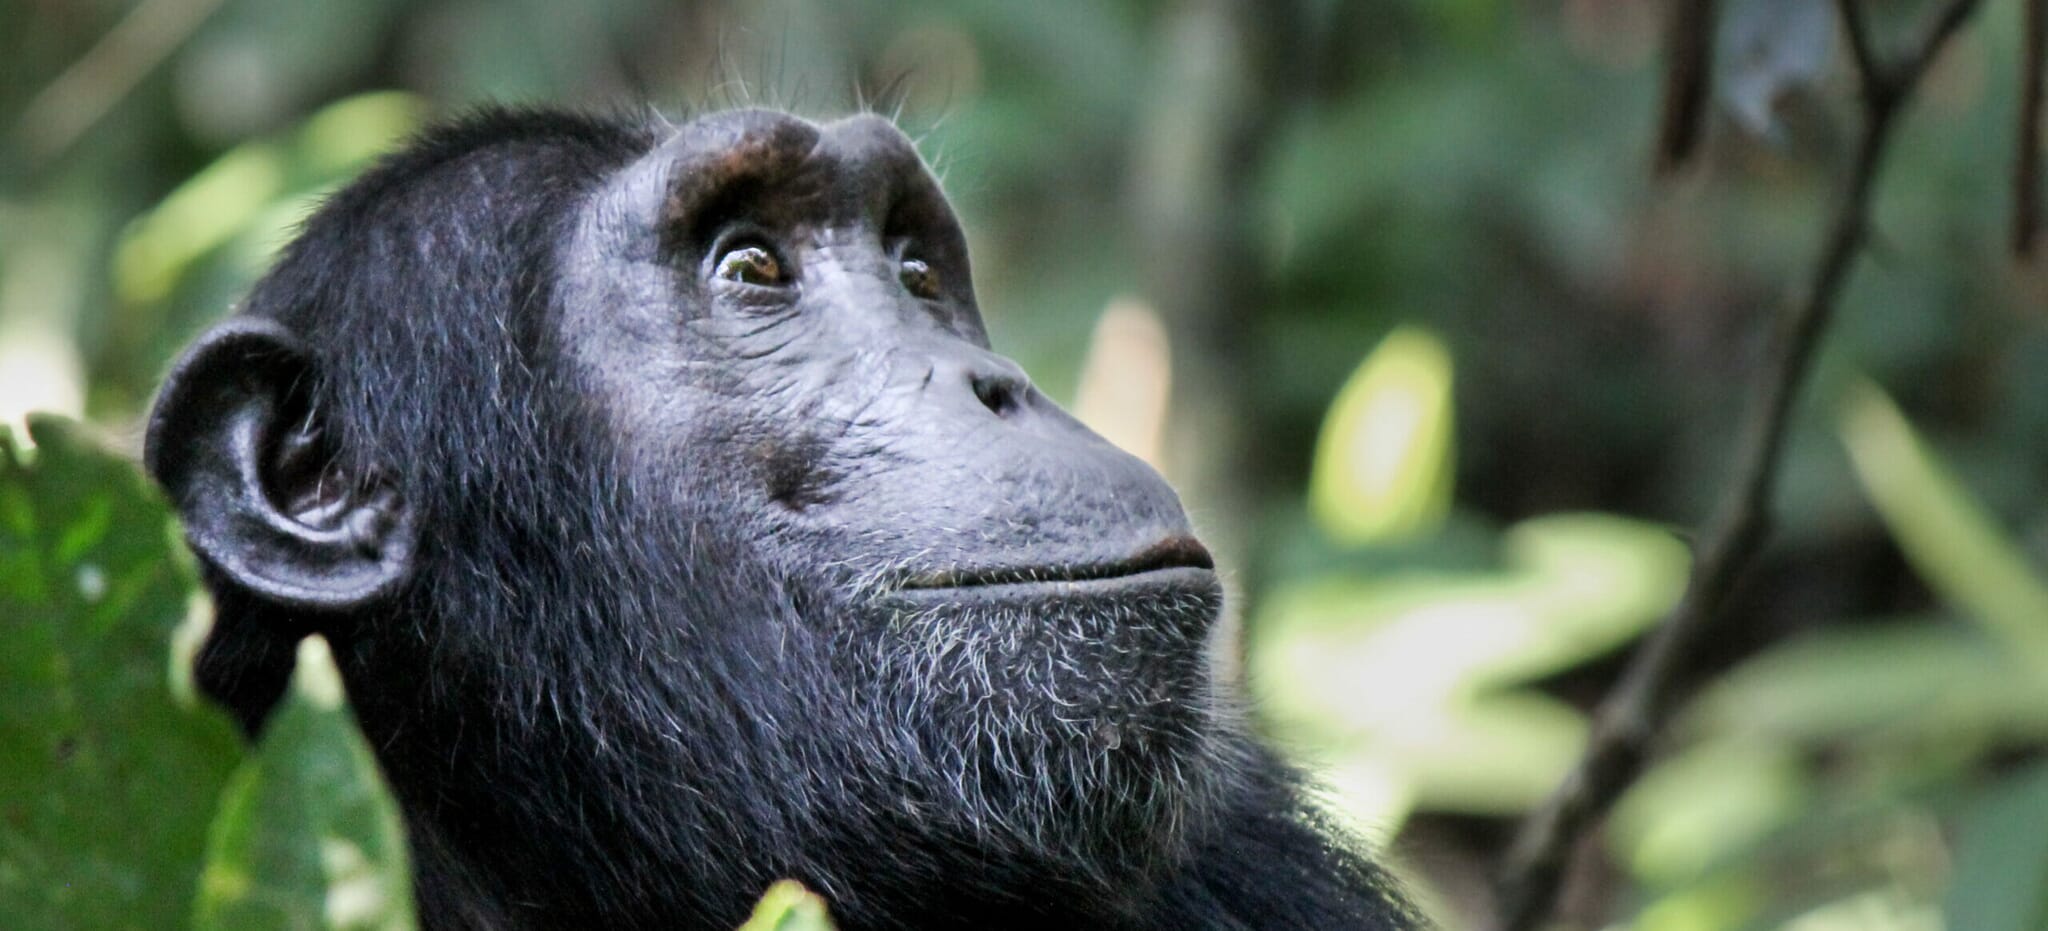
left=5, top=0, right=2047, bottom=928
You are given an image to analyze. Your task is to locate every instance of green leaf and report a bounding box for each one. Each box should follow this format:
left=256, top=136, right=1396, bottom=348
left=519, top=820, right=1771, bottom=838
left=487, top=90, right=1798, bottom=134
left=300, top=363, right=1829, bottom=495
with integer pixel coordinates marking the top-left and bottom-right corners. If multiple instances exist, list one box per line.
left=737, top=880, right=836, bottom=931
left=1628, top=875, right=1763, bottom=931
left=1309, top=326, right=1456, bottom=546
left=1609, top=740, right=1809, bottom=886
left=111, top=91, right=424, bottom=313
left=1394, top=692, right=1590, bottom=814
left=1839, top=382, right=2048, bottom=672
left=0, top=417, right=243, bottom=930
left=112, top=143, right=289, bottom=307
left=1689, top=622, right=2048, bottom=744
left=1253, top=513, right=1688, bottom=712
left=1779, top=888, right=1942, bottom=931
left=1287, top=690, right=1587, bottom=829
left=1943, top=759, right=2048, bottom=931
left=195, top=637, right=415, bottom=931
left=1253, top=513, right=1689, bottom=823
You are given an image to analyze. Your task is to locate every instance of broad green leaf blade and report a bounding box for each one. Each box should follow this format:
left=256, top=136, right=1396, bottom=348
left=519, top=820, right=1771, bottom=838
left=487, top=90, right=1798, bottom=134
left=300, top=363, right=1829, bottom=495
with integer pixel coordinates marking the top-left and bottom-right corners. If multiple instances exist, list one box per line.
left=0, top=417, right=243, bottom=930
left=194, top=637, right=415, bottom=931
left=1309, top=326, right=1456, bottom=546
left=1289, top=691, right=1587, bottom=828
left=112, top=91, right=423, bottom=320
left=1253, top=513, right=1687, bottom=715
left=112, top=143, right=289, bottom=307
left=1628, top=878, right=1763, bottom=931
left=1780, top=889, right=1940, bottom=931
left=1689, top=622, right=2048, bottom=744
left=1840, top=382, right=2048, bottom=672
left=1943, top=759, right=2048, bottom=931
left=738, top=880, right=836, bottom=931
left=1609, top=740, right=1809, bottom=886
left=1394, top=691, right=1589, bottom=814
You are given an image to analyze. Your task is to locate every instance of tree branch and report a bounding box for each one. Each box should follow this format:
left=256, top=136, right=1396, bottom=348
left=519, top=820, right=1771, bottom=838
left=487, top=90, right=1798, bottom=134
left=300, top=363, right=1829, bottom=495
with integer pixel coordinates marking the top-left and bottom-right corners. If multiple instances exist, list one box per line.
left=1493, top=2, right=1982, bottom=928
left=2017, top=0, right=2044, bottom=255
left=8, top=0, right=228, bottom=170
left=1132, top=0, right=1298, bottom=592
left=1834, top=0, right=1881, bottom=91
left=1654, top=0, right=1720, bottom=174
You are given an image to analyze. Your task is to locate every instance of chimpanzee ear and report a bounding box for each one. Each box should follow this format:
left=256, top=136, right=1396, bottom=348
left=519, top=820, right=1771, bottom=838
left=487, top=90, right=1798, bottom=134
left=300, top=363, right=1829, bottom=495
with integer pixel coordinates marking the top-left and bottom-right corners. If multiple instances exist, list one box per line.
left=145, top=317, right=414, bottom=612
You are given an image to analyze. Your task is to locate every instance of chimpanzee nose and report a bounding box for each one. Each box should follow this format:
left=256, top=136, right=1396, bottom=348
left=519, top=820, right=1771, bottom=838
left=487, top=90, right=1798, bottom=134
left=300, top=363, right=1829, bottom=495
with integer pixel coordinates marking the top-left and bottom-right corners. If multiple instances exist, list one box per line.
left=969, top=367, right=1026, bottom=418
left=924, top=349, right=1033, bottom=420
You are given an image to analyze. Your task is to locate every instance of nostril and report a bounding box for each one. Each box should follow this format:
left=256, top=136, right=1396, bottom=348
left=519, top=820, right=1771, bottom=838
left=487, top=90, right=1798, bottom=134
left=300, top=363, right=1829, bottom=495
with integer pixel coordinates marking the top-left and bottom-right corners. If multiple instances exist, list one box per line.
left=971, top=374, right=1022, bottom=418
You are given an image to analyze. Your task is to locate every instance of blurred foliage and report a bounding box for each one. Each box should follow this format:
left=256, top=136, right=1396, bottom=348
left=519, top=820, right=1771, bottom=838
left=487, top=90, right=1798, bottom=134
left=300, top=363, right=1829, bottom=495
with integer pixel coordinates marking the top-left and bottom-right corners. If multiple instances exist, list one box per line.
left=1254, top=512, right=1690, bottom=829
left=193, top=637, right=415, bottom=931
left=5, top=0, right=2048, bottom=928
left=0, top=418, right=239, bottom=928
left=0, top=418, right=411, bottom=928
left=1310, top=325, right=1457, bottom=546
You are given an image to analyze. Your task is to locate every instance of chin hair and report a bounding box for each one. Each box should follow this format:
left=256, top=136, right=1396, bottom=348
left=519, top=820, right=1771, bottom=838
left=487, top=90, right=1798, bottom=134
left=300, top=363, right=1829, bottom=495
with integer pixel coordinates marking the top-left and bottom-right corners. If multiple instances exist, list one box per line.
left=833, top=581, right=1233, bottom=880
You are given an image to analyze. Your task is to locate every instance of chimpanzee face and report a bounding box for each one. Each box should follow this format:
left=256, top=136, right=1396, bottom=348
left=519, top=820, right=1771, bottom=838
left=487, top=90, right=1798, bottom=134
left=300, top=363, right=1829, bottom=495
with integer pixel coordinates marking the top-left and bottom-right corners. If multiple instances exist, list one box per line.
left=557, top=109, right=1228, bottom=857
left=146, top=107, right=1240, bottom=926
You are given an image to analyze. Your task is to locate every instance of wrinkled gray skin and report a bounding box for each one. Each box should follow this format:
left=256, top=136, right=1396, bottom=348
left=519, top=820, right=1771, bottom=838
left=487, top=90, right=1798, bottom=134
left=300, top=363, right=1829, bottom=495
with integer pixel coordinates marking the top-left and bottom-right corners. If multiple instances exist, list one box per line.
left=557, top=109, right=1230, bottom=874
left=562, top=111, right=1202, bottom=574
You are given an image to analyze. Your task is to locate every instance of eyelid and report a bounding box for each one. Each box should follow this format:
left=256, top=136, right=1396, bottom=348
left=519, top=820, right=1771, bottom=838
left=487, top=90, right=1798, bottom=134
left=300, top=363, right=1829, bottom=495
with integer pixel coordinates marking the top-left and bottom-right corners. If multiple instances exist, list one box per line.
left=900, top=257, right=941, bottom=299
left=704, top=226, right=794, bottom=287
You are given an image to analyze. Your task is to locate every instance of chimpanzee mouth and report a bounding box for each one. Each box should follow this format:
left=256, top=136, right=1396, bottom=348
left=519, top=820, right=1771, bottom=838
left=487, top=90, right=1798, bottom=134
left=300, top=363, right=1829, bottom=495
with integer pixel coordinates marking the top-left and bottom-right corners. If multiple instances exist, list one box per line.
left=894, top=536, right=1217, bottom=594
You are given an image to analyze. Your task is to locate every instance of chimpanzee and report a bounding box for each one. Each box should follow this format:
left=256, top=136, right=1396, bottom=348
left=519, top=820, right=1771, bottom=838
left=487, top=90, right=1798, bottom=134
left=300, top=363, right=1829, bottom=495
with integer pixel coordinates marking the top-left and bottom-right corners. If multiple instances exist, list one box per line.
left=144, top=107, right=1417, bottom=930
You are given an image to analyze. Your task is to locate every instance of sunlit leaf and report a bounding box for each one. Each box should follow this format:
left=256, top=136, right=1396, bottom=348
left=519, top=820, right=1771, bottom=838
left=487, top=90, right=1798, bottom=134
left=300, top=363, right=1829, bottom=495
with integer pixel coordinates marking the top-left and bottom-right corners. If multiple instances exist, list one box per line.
left=112, top=91, right=425, bottom=311
left=113, top=143, right=289, bottom=307
left=1072, top=298, right=1171, bottom=467
left=1781, top=888, right=1941, bottom=931
left=0, top=317, right=86, bottom=442
left=292, top=92, right=423, bottom=179
left=1394, top=692, right=1588, bottom=814
left=1840, top=381, right=2048, bottom=672
left=1299, top=691, right=1586, bottom=825
left=1689, top=622, right=2048, bottom=743
left=1610, top=740, right=1809, bottom=886
left=1309, top=326, right=1456, bottom=546
left=194, top=637, right=416, bottom=931
left=1314, top=755, right=1416, bottom=848
left=737, top=880, right=836, bottom=931
left=1485, top=514, right=1691, bottom=682
left=1629, top=875, right=1763, bottom=931
left=1253, top=513, right=1687, bottom=713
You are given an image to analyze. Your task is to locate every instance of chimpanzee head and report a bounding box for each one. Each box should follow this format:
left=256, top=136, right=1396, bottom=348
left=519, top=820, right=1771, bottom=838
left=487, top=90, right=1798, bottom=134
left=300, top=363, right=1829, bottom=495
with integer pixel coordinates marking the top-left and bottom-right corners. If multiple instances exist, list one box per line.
left=145, top=108, right=1237, bottom=928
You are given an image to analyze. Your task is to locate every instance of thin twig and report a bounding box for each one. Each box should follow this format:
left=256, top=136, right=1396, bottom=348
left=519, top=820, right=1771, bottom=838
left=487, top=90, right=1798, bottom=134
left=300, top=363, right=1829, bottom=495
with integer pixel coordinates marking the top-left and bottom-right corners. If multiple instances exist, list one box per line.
left=1905, top=0, right=1984, bottom=88
left=2017, top=0, right=2045, bottom=255
left=1654, top=0, right=1720, bottom=174
left=1493, top=2, right=1983, bottom=929
left=9, top=0, right=227, bottom=170
left=1835, top=0, right=1881, bottom=91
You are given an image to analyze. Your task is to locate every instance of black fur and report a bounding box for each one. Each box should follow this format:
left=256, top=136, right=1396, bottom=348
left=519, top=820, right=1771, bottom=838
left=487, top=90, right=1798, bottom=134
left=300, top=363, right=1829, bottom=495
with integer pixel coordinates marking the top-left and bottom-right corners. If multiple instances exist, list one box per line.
left=146, top=107, right=1419, bottom=930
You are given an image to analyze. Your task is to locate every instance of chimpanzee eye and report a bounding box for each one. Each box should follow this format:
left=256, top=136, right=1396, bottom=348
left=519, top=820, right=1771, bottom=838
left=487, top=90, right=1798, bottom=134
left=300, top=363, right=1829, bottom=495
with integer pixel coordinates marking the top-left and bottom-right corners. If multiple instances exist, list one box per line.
left=714, top=244, right=786, bottom=286
left=900, top=258, right=941, bottom=299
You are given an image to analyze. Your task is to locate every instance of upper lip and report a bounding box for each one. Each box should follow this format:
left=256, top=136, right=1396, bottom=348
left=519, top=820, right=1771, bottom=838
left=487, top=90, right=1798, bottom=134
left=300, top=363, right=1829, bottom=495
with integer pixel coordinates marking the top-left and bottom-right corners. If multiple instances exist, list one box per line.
left=897, top=536, right=1216, bottom=590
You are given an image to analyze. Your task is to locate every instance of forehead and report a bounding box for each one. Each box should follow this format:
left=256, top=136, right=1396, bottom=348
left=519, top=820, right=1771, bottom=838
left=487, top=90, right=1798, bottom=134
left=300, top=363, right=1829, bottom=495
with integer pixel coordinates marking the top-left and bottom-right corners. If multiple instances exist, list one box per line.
left=551, top=108, right=973, bottom=395
left=652, top=109, right=934, bottom=231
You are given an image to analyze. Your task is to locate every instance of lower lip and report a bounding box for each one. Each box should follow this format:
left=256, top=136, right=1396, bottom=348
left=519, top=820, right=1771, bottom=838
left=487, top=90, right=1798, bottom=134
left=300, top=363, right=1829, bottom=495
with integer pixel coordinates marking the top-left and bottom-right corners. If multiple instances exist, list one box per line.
left=889, top=565, right=1220, bottom=602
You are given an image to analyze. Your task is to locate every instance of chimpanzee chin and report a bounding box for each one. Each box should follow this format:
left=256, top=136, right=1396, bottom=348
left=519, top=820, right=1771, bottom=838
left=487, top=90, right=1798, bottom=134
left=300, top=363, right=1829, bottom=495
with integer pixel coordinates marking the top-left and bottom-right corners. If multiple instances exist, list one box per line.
left=145, top=106, right=1418, bottom=930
